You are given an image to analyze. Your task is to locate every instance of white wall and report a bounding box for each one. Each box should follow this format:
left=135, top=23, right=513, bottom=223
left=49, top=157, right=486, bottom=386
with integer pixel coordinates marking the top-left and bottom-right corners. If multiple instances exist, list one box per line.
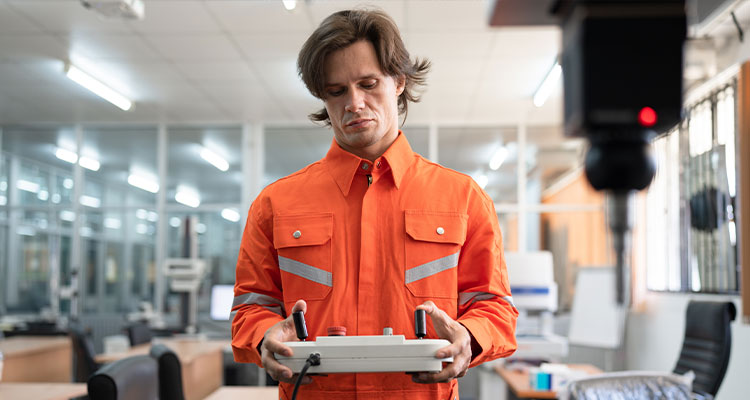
left=625, top=293, right=748, bottom=400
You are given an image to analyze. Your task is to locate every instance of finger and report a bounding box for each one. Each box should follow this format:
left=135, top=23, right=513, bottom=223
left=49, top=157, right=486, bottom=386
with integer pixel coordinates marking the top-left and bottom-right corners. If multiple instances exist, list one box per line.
left=411, top=367, right=456, bottom=384
left=291, top=299, right=307, bottom=314
left=434, top=342, right=461, bottom=359
left=415, top=300, right=436, bottom=314
left=262, top=352, right=294, bottom=381
left=264, top=337, right=293, bottom=357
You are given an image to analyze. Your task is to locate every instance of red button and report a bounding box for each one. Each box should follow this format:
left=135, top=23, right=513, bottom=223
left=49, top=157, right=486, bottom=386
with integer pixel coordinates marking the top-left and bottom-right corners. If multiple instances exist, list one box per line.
left=327, top=326, right=347, bottom=336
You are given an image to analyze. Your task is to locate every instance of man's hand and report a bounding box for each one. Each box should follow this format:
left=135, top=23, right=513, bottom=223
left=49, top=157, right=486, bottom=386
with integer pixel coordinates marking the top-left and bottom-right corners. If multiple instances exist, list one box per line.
left=411, top=301, right=473, bottom=384
left=260, top=299, right=313, bottom=385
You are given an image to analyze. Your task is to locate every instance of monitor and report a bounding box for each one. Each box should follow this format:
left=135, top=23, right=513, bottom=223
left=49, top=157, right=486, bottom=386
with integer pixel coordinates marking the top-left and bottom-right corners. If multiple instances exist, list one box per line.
left=210, top=284, right=234, bottom=321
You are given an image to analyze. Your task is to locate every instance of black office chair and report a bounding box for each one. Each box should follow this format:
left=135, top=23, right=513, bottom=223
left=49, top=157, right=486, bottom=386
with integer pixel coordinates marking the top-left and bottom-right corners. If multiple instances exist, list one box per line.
left=87, top=355, right=159, bottom=400
left=673, top=300, right=736, bottom=397
left=70, top=324, right=101, bottom=383
left=125, top=322, right=153, bottom=346
left=149, top=343, right=185, bottom=400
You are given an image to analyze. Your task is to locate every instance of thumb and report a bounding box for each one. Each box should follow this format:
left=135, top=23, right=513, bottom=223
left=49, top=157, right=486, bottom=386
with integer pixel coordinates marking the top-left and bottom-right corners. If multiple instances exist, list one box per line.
left=291, top=299, right=307, bottom=315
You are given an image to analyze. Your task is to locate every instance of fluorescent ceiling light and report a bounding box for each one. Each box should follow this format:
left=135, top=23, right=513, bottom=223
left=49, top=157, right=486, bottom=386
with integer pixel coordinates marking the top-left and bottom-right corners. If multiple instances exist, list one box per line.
left=128, top=174, right=159, bottom=193
left=65, top=64, right=133, bottom=111
left=196, top=223, right=207, bottom=234
left=17, top=226, right=36, bottom=237
left=489, top=147, right=509, bottom=170
left=37, top=190, right=49, bottom=201
left=63, top=178, right=74, bottom=189
left=0, top=196, right=6, bottom=206
left=17, top=179, right=40, bottom=193
left=147, top=211, right=158, bottom=222
left=56, top=148, right=78, bottom=164
left=169, top=217, right=181, bottom=228
left=136, top=208, right=148, bottom=219
left=475, top=174, right=488, bottom=190
left=60, top=210, right=76, bottom=222
left=221, top=208, right=240, bottom=222
left=104, top=217, right=122, bottom=230
left=136, top=223, right=148, bottom=235
left=200, top=147, right=229, bottom=172
left=51, top=193, right=61, bottom=204
left=175, top=187, right=201, bottom=208
left=79, top=195, right=101, bottom=208
left=282, top=0, right=296, bottom=11
left=79, top=156, right=100, bottom=171
left=80, top=226, right=93, bottom=237
left=533, top=62, right=562, bottom=108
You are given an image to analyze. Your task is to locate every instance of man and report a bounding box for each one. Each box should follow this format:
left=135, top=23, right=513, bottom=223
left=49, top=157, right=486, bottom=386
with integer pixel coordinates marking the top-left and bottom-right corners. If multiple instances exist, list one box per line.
left=232, top=9, right=517, bottom=400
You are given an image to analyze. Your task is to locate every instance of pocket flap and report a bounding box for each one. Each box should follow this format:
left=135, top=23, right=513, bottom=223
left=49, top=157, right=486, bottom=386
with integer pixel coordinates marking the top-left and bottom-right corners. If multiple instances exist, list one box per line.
left=273, top=213, right=333, bottom=249
left=405, top=210, right=468, bottom=245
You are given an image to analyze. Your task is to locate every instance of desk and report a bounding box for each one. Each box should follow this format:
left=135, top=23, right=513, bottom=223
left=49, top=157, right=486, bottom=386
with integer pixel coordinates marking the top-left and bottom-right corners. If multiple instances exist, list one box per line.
left=0, top=336, right=72, bottom=382
left=0, top=383, right=87, bottom=400
left=205, top=386, right=279, bottom=400
left=95, top=338, right=227, bottom=400
left=494, top=364, right=602, bottom=399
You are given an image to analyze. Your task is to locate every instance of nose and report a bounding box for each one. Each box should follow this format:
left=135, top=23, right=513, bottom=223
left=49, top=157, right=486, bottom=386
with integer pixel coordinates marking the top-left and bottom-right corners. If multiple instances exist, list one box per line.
left=344, top=88, right=365, bottom=113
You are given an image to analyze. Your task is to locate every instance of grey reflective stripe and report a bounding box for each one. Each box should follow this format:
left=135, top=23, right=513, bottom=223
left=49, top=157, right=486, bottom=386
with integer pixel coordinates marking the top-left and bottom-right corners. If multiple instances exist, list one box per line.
left=278, top=256, right=332, bottom=287
left=262, top=305, right=284, bottom=317
left=232, top=292, right=283, bottom=309
left=405, top=252, right=460, bottom=284
left=459, top=291, right=517, bottom=309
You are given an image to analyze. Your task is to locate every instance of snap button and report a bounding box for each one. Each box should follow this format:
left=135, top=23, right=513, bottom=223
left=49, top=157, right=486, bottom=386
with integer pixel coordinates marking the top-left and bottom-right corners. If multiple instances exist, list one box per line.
left=362, top=163, right=369, bottom=170
left=292, top=230, right=301, bottom=239
left=376, top=161, right=381, bottom=168
left=436, top=227, right=445, bottom=235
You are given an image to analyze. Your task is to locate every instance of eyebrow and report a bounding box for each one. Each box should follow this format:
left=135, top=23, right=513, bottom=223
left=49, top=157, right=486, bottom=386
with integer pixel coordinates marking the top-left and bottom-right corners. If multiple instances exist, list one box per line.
left=324, top=74, right=379, bottom=88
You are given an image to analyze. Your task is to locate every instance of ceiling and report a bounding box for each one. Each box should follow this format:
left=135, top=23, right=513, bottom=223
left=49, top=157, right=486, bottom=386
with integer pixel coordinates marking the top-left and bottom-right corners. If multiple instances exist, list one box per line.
left=0, top=0, right=563, bottom=126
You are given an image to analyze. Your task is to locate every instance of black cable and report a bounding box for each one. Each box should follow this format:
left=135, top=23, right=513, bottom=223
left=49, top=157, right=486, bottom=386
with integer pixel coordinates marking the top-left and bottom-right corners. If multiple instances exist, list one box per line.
left=731, top=11, right=744, bottom=43
left=291, top=353, right=320, bottom=400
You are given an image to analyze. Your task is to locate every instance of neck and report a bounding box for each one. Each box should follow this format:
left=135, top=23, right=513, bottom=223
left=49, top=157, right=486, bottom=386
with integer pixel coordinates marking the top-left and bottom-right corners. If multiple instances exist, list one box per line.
left=339, top=129, right=399, bottom=162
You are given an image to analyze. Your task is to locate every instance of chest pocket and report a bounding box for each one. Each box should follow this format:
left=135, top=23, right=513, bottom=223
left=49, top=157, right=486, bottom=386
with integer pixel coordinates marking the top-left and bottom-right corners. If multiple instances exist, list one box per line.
left=404, top=210, right=468, bottom=299
left=273, top=213, right=333, bottom=302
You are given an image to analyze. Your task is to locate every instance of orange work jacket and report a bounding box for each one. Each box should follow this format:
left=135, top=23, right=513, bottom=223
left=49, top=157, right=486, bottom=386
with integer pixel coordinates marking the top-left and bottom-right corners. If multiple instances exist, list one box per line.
left=232, top=132, right=518, bottom=400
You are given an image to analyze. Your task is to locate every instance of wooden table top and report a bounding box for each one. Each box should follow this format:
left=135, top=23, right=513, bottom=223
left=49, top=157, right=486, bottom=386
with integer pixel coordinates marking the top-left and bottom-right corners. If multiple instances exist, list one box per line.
left=204, top=386, right=279, bottom=400
left=95, top=338, right=228, bottom=364
left=0, top=336, right=71, bottom=358
left=494, top=363, right=602, bottom=399
left=0, top=383, right=87, bottom=400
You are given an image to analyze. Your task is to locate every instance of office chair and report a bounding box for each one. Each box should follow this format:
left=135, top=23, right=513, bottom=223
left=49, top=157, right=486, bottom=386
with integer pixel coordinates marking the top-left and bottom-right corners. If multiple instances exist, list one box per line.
left=69, top=324, right=101, bottom=383
left=87, top=355, right=158, bottom=400
left=673, top=300, right=736, bottom=397
left=149, top=343, right=186, bottom=400
left=125, top=322, right=153, bottom=346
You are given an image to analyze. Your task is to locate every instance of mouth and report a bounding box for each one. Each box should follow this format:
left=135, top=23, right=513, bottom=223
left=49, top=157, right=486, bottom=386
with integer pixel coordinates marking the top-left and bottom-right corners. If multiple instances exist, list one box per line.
left=345, top=118, right=372, bottom=129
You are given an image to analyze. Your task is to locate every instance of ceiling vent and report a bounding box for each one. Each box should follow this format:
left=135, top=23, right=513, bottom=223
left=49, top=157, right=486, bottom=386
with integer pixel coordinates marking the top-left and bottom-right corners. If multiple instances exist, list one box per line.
left=80, top=0, right=145, bottom=20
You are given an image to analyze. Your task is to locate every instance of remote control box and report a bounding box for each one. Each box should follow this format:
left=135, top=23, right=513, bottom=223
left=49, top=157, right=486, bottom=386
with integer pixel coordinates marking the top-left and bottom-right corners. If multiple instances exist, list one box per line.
left=276, top=309, right=453, bottom=373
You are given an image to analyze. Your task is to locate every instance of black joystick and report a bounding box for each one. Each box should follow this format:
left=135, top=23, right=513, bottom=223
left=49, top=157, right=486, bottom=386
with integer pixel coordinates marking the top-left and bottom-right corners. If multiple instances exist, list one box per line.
left=293, top=310, right=308, bottom=341
left=415, top=309, right=426, bottom=339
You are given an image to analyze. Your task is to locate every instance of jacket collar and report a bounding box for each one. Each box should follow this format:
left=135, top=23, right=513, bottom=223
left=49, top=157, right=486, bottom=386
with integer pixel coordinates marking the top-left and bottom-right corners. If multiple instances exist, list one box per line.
left=324, top=131, right=414, bottom=196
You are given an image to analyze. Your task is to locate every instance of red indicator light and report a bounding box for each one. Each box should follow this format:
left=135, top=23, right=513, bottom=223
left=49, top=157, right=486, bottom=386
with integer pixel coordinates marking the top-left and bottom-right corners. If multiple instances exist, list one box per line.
left=638, top=106, right=657, bottom=127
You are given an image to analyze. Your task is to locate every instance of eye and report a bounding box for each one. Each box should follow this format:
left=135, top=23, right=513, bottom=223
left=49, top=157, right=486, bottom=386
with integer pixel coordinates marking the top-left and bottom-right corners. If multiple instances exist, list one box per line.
left=361, top=80, right=377, bottom=89
left=327, top=88, right=345, bottom=97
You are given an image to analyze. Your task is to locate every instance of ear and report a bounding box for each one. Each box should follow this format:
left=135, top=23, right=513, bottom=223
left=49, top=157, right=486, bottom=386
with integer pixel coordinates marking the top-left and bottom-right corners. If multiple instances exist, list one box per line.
left=395, top=74, right=406, bottom=96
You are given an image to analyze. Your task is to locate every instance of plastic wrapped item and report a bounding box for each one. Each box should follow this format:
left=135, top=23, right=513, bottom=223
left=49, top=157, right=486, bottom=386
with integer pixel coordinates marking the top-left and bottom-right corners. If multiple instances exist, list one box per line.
left=559, top=370, right=695, bottom=400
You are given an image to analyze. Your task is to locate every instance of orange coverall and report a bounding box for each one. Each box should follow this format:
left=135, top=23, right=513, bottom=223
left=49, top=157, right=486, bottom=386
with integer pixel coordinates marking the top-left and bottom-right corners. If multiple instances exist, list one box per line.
left=232, top=132, right=517, bottom=399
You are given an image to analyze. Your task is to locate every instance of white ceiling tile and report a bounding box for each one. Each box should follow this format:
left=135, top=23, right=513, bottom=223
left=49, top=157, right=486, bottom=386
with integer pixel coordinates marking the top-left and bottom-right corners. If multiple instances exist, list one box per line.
left=77, top=60, right=187, bottom=101
left=489, top=27, right=560, bottom=60
left=406, top=32, right=494, bottom=60
left=198, top=83, right=269, bottom=104
left=233, top=33, right=306, bottom=61
left=0, top=60, right=65, bottom=85
left=69, top=33, right=161, bottom=61
left=127, top=1, right=222, bottom=34
left=0, top=34, right=67, bottom=61
left=254, top=60, right=315, bottom=102
left=147, top=34, right=242, bottom=61
left=307, top=0, right=406, bottom=29
left=205, top=0, right=313, bottom=33
left=7, top=0, right=133, bottom=33
left=427, top=58, right=484, bottom=84
left=405, top=0, right=489, bottom=33
left=0, top=2, right=44, bottom=34
left=174, top=61, right=259, bottom=83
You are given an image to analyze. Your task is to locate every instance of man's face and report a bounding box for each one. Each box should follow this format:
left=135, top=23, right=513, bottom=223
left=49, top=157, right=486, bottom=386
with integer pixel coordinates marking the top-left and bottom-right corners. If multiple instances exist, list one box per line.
left=323, top=40, right=405, bottom=160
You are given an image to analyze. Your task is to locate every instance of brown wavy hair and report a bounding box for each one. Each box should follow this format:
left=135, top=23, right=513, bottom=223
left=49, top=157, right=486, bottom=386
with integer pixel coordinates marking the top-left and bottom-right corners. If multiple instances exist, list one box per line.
left=297, top=9, right=430, bottom=125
